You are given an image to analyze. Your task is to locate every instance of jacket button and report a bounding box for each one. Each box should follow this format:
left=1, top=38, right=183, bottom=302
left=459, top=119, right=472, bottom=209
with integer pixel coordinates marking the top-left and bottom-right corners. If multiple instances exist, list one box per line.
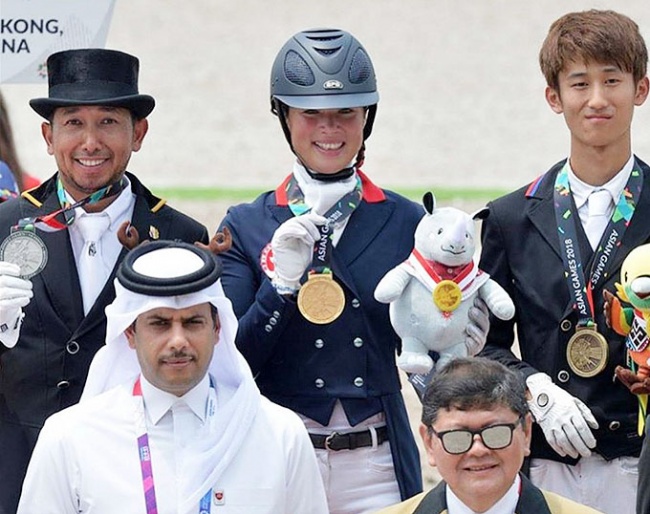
left=609, top=421, right=621, bottom=431
left=351, top=299, right=360, bottom=308
left=315, top=378, right=325, bottom=388
left=560, top=320, right=572, bottom=332
left=557, top=370, right=570, bottom=383
left=264, top=325, right=272, bottom=333
left=272, top=311, right=281, bottom=318
left=315, top=339, right=324, bottom=349
left=66, top=341, right=80, bottom=355
left=56, top=380, right=70, bottom=389
left=353, top=337, right=363, bottom=348
left=354, top=377, right=364, bottom=387
left=269, top=317, right=277, bottom=326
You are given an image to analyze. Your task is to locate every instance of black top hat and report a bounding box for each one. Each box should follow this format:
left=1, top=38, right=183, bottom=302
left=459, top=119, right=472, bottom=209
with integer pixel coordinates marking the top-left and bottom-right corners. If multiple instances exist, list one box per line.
left=29, top=49, right=155, bottom=120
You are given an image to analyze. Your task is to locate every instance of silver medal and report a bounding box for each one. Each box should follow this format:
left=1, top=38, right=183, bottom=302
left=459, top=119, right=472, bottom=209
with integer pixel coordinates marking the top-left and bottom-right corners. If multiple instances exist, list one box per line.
left=0, top=231, right=48, bottom=278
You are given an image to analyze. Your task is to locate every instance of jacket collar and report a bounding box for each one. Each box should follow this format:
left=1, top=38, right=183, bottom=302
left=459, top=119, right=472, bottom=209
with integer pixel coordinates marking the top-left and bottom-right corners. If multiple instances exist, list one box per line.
left=412, top=474, right=551, bottom=514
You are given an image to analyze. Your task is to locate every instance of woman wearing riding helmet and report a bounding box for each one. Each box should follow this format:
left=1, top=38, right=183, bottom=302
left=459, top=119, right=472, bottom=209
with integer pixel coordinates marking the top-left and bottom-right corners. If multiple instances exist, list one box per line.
left=218, top=28, right=488, bottom=513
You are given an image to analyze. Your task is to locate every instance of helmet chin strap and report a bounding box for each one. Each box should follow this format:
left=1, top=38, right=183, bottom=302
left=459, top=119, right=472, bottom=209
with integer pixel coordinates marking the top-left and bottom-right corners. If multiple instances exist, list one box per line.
left=297, top=158, right=355, bottom=182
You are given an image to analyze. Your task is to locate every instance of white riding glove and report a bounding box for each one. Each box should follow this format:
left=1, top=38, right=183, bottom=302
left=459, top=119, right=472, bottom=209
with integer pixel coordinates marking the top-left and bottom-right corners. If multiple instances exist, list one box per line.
left=0, top=262, right=33, bottom=348
left=465, top=297, right=490, bottom=355
left=526, top=372, right=598, bottom=458
left=271, top=213, right=326, bottom=295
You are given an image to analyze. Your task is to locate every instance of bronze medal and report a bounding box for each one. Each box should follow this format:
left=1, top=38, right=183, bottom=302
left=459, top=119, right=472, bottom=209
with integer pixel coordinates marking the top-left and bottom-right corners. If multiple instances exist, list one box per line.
left=298, top=274, right=345, bottom=325
left=433, top=280, right=462, bottom=312
left=566, top=325, right=609, bottom=378
left=0, top=231, right=48, bottom=279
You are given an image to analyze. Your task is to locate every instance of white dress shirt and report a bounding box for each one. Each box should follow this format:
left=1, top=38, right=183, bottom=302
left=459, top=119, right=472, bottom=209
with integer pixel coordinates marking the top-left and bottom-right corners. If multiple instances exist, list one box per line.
left=68, top=177, right=136, bottom=309
left=446, top=474, right=520, bottom=514
left=139, top=374, right=212, bottom=511
left=18, top=376, right=328, bottom=514
left=567, top=156, right=634, bottom=240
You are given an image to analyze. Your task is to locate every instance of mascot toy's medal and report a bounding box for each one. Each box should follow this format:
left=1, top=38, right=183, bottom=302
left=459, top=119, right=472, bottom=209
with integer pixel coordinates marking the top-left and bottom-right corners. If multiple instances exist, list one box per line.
left=298, top=273, right=345, bottom=324
left=433, top=279, right=462, bottom=312
left=0, top=230, right=48, bottom=279
left=566, top=325, right=609, bottom=378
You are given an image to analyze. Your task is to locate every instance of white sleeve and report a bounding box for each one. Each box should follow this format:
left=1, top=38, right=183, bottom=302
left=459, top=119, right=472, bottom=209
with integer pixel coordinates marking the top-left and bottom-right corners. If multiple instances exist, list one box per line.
left=17, top=416, right=79, bottom=514
left=284, top=417, right=329, bottom=514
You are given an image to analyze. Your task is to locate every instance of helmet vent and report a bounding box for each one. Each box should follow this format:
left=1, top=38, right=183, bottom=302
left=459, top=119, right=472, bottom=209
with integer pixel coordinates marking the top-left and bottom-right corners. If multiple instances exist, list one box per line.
left=349, top=49, right=372, bottom=84
left=306, top=35, right=343, bottom=42
left=314, top=47, right=341, bottom=56
left=284, top=50, right=315, bottom=86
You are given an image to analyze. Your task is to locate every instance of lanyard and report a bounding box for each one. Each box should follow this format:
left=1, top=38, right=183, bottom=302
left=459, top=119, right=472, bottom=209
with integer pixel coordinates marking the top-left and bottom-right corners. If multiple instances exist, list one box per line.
left=133, top=376, right=215, bottom=514
left=285, top=174, right=363, bottom=274
left=12, top=176, right=126, bottom=233
left=553, top=162, right=642, bottom=327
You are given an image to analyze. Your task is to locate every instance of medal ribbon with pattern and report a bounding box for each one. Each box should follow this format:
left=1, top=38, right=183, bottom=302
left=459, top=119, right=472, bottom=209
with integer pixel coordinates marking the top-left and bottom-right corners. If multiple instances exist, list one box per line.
left=0, top=177, right=127, bottom=279
left=553, top=162, right=642, bottom=328
left=285, top=175, right=363, bottom=276
left=133, top=376, right=215, bottom=514
left=286, top=175, right=362, bottom=324
left=11, top=176, right=127, bottom=234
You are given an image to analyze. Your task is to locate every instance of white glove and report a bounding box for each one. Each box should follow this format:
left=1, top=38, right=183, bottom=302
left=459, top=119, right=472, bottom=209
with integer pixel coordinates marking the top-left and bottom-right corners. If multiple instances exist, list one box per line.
left=271, top=213, right=326, bottom=294
left=526, top=372, right=598, bottom=458
left=465, top=296, right=490, bottom=355
left=0, top=262, right=33, bottom=348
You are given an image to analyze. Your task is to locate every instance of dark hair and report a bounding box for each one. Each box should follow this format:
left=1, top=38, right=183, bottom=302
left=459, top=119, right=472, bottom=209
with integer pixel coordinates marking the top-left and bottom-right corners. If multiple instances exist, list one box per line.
left=0, top=89, right=25, bottom=190
left=539, top=9, right=648, bottom=91
left=421, top=357, right=529, bottom=427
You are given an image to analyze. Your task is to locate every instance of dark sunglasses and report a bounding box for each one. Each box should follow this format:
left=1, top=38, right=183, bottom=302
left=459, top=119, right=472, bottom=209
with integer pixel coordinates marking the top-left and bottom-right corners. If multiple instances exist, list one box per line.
left=429, top=416, right=524, bottom=455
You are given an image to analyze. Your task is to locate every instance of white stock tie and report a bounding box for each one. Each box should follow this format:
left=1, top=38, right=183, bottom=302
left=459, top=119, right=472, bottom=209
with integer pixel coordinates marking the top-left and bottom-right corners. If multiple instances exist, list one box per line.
left=585, top=189, right=612, bottom=251
left=76, top=214, right=111, bottom=314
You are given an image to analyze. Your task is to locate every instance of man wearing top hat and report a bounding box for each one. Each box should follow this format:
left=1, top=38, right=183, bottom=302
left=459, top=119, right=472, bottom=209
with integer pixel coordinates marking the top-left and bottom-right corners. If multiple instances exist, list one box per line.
left=17, top=240, right=328, bottom=514
left=0, top=48, right=207, bottom=512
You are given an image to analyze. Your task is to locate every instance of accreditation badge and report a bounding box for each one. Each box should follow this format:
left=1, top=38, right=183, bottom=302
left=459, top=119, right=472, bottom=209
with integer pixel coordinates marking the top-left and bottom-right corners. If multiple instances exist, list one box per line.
left=433, top=279, right=462, bottom=312
left=566, top=325, right=609, bottom=378
left=0, top=230, right=48, bottom=279
left=298, top=273, right=345, bottom=325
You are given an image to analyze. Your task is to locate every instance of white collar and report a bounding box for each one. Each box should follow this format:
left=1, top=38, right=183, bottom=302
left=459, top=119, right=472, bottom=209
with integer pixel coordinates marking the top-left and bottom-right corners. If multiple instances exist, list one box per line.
left=140, top=373, right=211, bottom=425
left=69, top=175, right=135, bottom=228
left=446, top=473, right=520, bottom=514
left=567, top=155, right=634, bottom=211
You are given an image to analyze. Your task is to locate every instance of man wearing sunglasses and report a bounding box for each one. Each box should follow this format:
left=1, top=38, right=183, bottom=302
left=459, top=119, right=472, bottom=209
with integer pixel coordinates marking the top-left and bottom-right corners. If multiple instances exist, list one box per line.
left=377, top=357, right=601, bottom=513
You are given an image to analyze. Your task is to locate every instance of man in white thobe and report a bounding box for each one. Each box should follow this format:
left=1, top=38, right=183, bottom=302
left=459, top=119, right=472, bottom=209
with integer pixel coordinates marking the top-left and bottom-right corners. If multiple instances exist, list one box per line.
left=17, top=240, right=328, bottom=514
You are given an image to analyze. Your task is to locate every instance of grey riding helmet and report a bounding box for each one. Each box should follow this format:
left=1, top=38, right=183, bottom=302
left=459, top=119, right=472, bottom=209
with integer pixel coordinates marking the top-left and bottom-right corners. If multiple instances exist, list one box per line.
left=270, top=28, right=379, bottom=144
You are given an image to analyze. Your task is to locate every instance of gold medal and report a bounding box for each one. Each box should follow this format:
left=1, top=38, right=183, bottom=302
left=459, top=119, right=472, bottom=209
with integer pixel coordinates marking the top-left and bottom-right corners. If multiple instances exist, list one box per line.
left=433, top=280, right=462, bottom=312
left=298, top=274, right=345, bottom=325
left=566, top=325, right=609, bottom=378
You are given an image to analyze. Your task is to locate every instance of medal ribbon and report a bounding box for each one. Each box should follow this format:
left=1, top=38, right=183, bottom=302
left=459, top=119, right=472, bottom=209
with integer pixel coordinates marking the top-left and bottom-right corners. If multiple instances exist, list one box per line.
left=12, top=177, right=126, bottom=233
left=133, top=376, right=216, bottom=514
left=553, top=162, right=642, bottom=327
left=408, top=249, right=479, bottom=293
left=285, top=175, right=363, bottom=275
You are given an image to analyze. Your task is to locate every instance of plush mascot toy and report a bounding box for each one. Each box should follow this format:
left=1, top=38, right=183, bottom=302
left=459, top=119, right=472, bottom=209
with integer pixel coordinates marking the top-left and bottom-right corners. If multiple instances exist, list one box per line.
left=604, top=243, right=650, bottom=395
left=374, top=192, right=515, bottom=374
